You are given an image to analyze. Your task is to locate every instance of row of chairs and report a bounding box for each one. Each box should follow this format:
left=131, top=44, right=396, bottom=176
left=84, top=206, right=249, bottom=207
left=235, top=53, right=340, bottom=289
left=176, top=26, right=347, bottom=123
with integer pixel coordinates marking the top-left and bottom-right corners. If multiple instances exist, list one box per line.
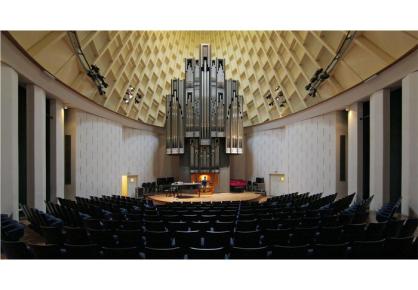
left=3, top=237, right=417, bottom=259
left=1, top=214, right=24, bottom=241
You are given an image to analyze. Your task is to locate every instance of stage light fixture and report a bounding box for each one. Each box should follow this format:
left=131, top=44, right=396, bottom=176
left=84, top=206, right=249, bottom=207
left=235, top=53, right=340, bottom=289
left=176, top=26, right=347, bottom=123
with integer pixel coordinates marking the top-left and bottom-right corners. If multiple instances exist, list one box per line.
left=319, top=71, right=330, bottom=80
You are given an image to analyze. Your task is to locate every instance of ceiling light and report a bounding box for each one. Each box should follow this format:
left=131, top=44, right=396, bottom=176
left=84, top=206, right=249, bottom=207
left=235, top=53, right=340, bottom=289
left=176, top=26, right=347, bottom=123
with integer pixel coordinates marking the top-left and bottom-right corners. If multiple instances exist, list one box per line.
left=319, top=71, right=329, bottom=80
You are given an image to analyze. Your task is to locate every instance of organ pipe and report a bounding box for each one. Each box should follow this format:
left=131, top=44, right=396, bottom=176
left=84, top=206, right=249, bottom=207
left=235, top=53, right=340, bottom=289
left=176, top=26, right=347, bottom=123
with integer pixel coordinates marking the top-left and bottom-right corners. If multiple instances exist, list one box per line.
left=166, top=44, right=243, bottom=172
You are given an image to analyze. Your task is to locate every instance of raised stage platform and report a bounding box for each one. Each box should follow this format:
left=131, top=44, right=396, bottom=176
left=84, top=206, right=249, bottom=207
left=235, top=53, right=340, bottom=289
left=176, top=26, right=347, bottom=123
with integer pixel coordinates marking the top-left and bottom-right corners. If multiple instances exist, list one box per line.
left=148, top=192, right=265, bottom=204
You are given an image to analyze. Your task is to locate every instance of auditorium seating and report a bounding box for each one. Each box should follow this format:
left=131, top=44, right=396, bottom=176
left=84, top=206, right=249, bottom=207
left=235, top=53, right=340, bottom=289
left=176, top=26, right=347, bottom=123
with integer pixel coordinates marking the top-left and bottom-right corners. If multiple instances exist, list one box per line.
left=1, top=214, right=24, bottom=241
left=2, top=192, right=417, bottom=259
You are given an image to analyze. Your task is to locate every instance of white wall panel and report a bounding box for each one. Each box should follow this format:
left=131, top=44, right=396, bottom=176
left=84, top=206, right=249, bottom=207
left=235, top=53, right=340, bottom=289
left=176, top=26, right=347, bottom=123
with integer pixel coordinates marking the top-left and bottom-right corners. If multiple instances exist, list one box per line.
left=244, top=112, right=339, bottom=196
left=72, top=111, right=174, bottom=197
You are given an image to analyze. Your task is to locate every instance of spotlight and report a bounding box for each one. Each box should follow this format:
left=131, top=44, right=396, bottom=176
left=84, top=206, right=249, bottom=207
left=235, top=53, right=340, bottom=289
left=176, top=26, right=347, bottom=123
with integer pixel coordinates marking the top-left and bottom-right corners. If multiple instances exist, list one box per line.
left=319, top=71, right=329, bottom=80
left=64, top=106, right=68, bottom=110
left=275, top=86, right=280, bottom=91
left=280, top=103, right=285, bottom=107
left=310, top=76, right=318, bottom=83
left=308, top=88, right=317, bottom=97
left=305, top=83, right=311, bottom=91
left=345, top=107, right=349, bottom=112
left=265, top=94, right=272, bottom=99
left=314, top=68, right=323, bottom=76
left=278, top=91, right=284, bottom=97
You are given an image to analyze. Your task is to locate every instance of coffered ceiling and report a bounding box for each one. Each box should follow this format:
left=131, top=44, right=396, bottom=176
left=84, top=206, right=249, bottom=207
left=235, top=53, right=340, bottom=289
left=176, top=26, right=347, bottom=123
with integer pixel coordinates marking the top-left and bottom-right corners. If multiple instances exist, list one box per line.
left=8, top=31, right=418, bottom=127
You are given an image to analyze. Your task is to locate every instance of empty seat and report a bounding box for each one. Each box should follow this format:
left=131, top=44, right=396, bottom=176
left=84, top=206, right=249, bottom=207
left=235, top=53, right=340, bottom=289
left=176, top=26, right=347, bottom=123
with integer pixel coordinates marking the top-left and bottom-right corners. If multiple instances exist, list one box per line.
left=120, top=220, right=142, bottom=230
left=343, top=223, right=366, bottom=242
left=321, top=215, right=340, bottom=227
left=144, top=220, right=166, bottom=231
left=300, top=217, right=320, bottom=227
left=145, top=230, right=172, bottom=248
left=230, top=246, right=268, bottom=259
left=87, top=229, right=116, bottom=247
left=145, top=247, right=184, bottom=259
left=259, top=218, right=279, bottom=230
left=213, top=221, right=235, bottom=232
left=365, top=222, right=387, bottom=241
left=384, top=236, right=414, bottom=258
left=28, top=243, right=62, bottom=259
left=83, top=218, right=103, bottom=230
left=204, top=231, right=231, bottom=248
left=318, top=226, right=343, bottom=244
left=234, top=230, right=262, bottom=247
left=190, top=221, right=211, bottom=232
left=188, top=247, right=225, bottom=259
left=384, top=220, right=404, bottom=238
left=116, top=229, right=143, bottom=247
left=1, top=240, right=33, bottom=259
left=167, top=221, right=188, bottom=233
left=63, top=226, right=90, bottom=245
left=263, top=228, right=291, bottom=246
left=102, top=247, right=139, bottom=259
left=236, top=219, right=258, bottom=231
left=289, top=226, right=318, bottom=245
left=271, top=244, right=308, bottom=259
left=175, top=230, right=202, bottom=248
left=41, top=226, right=65, bottom=245
left=399, top=218, right=418, bottom=237
left=64, top=243, right=101, bottom=259
left=314, top=242, right=349, bottom=258
left=351, top=239, right=385, bottom=258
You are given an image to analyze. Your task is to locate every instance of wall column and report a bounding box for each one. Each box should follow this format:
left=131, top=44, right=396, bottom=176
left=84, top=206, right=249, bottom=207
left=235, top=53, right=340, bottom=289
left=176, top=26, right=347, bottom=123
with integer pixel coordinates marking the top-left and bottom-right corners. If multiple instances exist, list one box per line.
left=50, top=99, right=65, bottom=202
left=402, top=71, right=418, bottom=216
left=26, top=84, right=46, bottom=211
left=347, top=102, right=363, bottom=203
left=369, top=89, right=390, bottom=211
left=1, top=64, right=19, bottom=219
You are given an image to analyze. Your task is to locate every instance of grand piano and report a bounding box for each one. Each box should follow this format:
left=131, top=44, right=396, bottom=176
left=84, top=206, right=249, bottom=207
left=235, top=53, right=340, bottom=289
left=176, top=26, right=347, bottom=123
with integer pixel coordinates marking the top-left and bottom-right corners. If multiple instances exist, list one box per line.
left=170, top=182, right=201, bottom=197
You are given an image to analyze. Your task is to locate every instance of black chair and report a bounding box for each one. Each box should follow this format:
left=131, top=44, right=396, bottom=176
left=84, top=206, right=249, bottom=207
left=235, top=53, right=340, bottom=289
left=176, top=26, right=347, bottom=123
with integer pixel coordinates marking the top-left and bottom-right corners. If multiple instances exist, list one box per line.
left=83, top=218, right=103, bottom=229
left=102, top=247, right=139, bottom=259
left=318, top=226, right=343, bottom=244
left=343, top=223, right=366, bottom=242
left=399, top=218, right=418, bottom=237
left=339, top=214, right=354, bottom=225
left=120, top=220, right=142, bottom=230
left=102, top=219, right=121, bottom=231
left=145, top=230, right=172, bottom=248
left=218, top=215, right=235, bottom=222
left=28, top=243, right=62, bottom=259
left=167, top=221, right=188, bottom=233
left=182, top=214, right=198, bottom=223
left=365, top=222, right=387, bottom=241
left=314, top=242, right=349, bottom=258
left=63, top=226, right=90, bottom=244
left=41, top=226, right=65, bottom=245
left=175, top=230, right=202, bottom=248
left=190, top=221, right=211, bottom=233
left=384, top=219, right=404, bottom=238
left=321, top=215, right=340, bottom=227
left=280, top=218, right=301, bottom=229
left=234, top=230, right=262, bottom=247
left=145, top=247, right=184, bottom=259
left=87, top=229, right=116, bottom=247
left=144, top=220, right=166, bottom=231
left=213, top=221, right=235, bottom=232
left=351, top=239, right=385, bottom=258
left=188, top=247, right=225, bottom=259
left=204, top=231, right=231, bottom=248
left=64, top=243, right=101, bottom=259
left=1, top=240, right=33, bottom=259
left=236, top=219, right=258, bottom=231
left=230, top=246, right=268, bottom=259
left=384, top=236, right=414, bottom=258
left=259, top=218, right=279, bottom=230
left=263, top=228, right=291, bottom=246
left=290, top=226, right=318, bottom=245
left=271, top=244, right=308, bottom=259
left=300, top=217, right=320, bottom=227
left=116, top=229, right=143, bottom=247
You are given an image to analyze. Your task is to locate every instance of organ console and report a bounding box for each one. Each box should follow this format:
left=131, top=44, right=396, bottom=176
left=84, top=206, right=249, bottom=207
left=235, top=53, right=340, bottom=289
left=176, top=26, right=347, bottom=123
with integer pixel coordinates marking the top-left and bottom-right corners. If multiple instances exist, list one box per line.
left=166, top=44, right=243, bottom=173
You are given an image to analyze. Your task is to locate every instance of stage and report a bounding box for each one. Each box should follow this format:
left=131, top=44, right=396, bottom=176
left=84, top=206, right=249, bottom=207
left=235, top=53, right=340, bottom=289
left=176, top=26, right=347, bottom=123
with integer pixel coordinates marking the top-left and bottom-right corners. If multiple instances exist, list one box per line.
left=148, top=192, right=265, bottom=204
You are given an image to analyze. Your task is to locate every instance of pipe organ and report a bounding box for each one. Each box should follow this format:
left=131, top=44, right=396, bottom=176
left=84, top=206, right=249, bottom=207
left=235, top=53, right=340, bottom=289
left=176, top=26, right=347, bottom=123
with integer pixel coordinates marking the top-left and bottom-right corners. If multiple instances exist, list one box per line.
left=166, top=44, right=243, bottom=173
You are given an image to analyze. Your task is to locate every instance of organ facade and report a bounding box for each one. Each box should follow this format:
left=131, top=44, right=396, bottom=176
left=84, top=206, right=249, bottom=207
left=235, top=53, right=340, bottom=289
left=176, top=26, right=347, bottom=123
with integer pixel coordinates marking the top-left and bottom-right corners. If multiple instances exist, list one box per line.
left=166, top=44, right=243, bottom=173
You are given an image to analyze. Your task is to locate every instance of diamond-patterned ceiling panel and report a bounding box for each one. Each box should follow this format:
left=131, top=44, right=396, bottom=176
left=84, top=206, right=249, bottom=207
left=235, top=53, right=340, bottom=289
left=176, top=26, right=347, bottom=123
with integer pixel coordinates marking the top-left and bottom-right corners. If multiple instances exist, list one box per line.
left=8, top=31, right=418, bottom=127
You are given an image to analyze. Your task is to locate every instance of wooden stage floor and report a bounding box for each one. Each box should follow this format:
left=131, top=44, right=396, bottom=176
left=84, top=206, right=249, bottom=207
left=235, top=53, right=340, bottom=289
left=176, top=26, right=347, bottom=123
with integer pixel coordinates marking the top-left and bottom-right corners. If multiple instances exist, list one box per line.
left=148, top=192, right=266, bottom=204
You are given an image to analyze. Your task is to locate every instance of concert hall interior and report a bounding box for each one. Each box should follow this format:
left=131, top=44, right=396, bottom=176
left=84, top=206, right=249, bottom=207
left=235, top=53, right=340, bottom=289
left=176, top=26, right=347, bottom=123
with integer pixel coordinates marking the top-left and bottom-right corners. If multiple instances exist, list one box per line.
left=2, top=28, right=418, bottom=261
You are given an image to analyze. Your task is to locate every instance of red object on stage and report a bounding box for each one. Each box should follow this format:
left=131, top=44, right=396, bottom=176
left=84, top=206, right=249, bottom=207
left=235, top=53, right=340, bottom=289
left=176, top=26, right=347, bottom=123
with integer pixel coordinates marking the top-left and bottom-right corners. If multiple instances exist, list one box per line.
left=230, top=179, right=246, bottom=192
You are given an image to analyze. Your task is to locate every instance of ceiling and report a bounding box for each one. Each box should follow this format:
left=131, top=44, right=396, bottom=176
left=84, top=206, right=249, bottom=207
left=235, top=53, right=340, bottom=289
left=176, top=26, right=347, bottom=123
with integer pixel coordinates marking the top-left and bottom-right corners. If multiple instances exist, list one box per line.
left=8, top=31, right=418, bottom=127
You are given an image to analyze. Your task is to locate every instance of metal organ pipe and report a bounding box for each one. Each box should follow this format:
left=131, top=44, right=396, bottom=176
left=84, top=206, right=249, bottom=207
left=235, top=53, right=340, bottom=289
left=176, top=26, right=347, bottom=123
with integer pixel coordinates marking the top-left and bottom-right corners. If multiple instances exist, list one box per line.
left=165, top=44, right=243, bottom=172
